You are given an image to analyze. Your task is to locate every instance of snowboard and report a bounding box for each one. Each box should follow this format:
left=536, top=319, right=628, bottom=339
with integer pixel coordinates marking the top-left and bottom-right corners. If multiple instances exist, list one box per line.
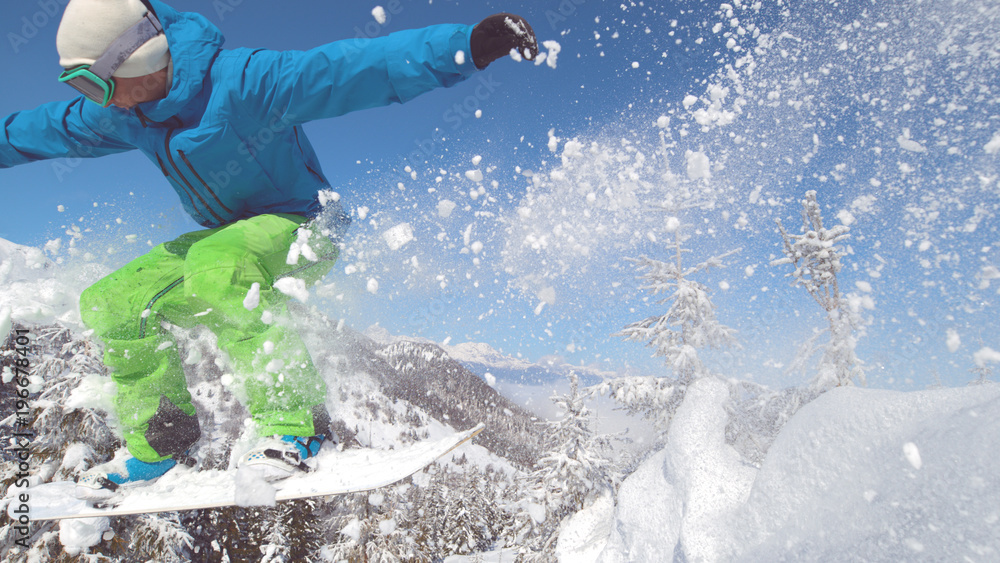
left=7, top=424, right=484, bottom=521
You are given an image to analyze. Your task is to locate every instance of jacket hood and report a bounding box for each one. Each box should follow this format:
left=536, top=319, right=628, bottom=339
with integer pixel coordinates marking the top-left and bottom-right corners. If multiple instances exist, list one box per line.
left=137, top=0, right=224, bottom=122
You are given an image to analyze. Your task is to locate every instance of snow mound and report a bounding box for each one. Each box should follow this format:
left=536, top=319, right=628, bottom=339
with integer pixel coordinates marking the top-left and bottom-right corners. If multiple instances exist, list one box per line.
left=595, top=383, right=1000, bottom=562
left=728, top=385, right=1000, bottom=562
left=598, top=377, right=753, bottom=562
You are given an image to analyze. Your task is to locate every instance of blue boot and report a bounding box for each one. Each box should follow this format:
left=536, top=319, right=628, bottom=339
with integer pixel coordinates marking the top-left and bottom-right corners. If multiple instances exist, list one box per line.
left=75, top=454, right=176, bottom=500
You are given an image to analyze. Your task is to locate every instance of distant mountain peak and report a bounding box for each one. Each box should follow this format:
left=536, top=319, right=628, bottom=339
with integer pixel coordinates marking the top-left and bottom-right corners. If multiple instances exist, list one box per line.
left=443, top=341, right=536, bottom=370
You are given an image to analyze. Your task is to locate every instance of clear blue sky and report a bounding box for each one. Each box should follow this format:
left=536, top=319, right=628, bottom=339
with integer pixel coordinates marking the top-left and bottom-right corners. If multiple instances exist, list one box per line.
left=2, top=0, right=998, bottom=390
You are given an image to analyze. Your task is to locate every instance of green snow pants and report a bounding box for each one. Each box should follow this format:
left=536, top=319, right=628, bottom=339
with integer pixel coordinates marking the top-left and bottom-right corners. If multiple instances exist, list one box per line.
left=79, top=213, right=337, bottom=463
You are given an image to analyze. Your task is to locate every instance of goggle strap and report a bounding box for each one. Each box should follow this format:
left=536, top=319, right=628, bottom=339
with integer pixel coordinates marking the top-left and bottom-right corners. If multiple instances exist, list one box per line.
left=88, top=12, right=164, bottom=80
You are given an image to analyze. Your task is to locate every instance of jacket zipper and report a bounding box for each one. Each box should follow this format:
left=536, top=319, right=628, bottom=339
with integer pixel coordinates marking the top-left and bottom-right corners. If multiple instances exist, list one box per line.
left=156, top=152, right=207, bottom=224
left=155, top=152, right=204, bottom=220
left=178, top=150, right=234, bottom=215
left=293, top=126, right=325, bottom=181
left=135, top=106, right=150, bottom=128
left=163, top=129, right=226, bottom=225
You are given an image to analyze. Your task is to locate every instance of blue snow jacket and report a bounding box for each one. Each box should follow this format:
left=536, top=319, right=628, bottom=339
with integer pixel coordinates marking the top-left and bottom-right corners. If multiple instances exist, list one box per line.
left=0, top=0, right=477, bottom=232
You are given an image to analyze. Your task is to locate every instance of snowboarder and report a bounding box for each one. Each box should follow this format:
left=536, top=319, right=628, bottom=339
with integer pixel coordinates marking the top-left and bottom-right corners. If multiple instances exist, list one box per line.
left=0, top=0, right=537, bottom=498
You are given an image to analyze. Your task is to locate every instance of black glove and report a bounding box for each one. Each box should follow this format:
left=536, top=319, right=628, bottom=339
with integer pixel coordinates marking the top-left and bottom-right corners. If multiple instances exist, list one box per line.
left=470, top=13, right=539, bottom=69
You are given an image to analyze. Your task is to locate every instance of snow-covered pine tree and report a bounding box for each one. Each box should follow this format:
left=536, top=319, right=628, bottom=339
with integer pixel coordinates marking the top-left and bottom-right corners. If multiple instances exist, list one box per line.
left=409, top=464, right=448, bottom=554
left=599, top=218, right=738, bottom=436
left=970, top=363, right=994, bottom=385
left=324, top=486, right=427, bottom=562
left=969, top=345, right=995, bottom=385
left=773, top=190, right=866, bottom=390
left=258, top=500, right=327, bottom=563
left=121, top=514, right=194, bottom=563
left=319, top=492, right=371, bottom=561
left=439, top=464, right=491, bottom=555
left=407, top=462, right=508, bottom=559
left=617, top=248, right=737, bottom=381
left=0, top=323, right=121, bottom=562
left=516, top=373, right=615, bottom=559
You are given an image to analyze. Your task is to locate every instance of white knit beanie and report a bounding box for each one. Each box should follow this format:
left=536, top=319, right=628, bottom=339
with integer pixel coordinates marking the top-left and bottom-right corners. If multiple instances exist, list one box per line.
left=57, top=0, right=170, bottom=78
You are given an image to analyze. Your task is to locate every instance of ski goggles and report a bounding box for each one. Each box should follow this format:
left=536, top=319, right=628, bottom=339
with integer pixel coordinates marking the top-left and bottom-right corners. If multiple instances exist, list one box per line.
left=57, top=10, right=164, bottom=106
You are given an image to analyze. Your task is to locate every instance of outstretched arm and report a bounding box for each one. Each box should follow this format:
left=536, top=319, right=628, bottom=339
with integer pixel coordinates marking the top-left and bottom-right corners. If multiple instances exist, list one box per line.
left=235, top=23, right=477, bottom=125
left=0, top=98, right=134, bottom=169
left=237, top=16, right=537, bottom=126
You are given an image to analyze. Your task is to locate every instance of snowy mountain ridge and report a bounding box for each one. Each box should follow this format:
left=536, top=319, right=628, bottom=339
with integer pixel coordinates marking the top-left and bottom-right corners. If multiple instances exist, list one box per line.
left=366, top=324, right=616, bottom=384
left=443, top=341, right=537, bottom=371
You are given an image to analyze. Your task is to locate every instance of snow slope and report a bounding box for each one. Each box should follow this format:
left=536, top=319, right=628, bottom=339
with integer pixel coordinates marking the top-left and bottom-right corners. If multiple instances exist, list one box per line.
left=728, top=384, right=1000, bottom=562
left=573, top=382, right=1000, bottom=562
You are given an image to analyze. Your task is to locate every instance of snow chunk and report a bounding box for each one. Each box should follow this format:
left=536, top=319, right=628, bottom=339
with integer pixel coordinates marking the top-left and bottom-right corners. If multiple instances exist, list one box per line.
left=286, top=228, right=318, bottom=265
left=243, top=282, right=261, bottom=311
left=454, top=50, right=465, bottom=65
left=984, top=133, right=1000, bottom=154
left=465, top=169, right=484, bottom=182
left=837, top=209, right=855, bottom=226
left=548, top=129, right=560, bottom=152
left=897, top=129, right=927, bottom=152
left=317, top=189, right=340, bottom=206
left=0, top=307, right=11, bottom=344
left=379, top=518, right=397, bottom=535
left=341, top=518, right=362, bottom=542
left=59, top=517, right=110, bottom=556
left=383, top=223, right=414, bottom=250
left=685, top=150, right=711, bottom=180
left=973, top=346, right=1000, bottom=367
left=371, top=6, right=386, bottom=24
left=274, top=277, right=309, bottom=302
left=366, top=278, right=379, bottom=294
left=234, top=467, right=277, bottom=507
left=902, top=442, right=922, bottom=470
left=665, top=216, right=681, bottom=233
left=437, top=199, right=457, bottom=218
left=60, top=443, right=95, bottom=474
left=526, top=502, right=546, bottom=523
left=850, top=194, right=877, bottom=213
left=537, top=286, right=556, bottom=306
left=538, top=40, right=561, bottom=69
left=946, top=329, right=961, bottom=353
